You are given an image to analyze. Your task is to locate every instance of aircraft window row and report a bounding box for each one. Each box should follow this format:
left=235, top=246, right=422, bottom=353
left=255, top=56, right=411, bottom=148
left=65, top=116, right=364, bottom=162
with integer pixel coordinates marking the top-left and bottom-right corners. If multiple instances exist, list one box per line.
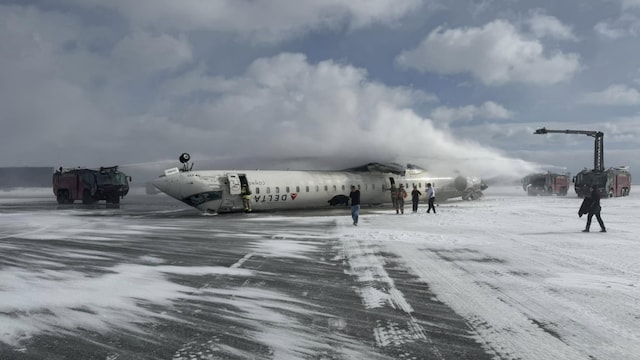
left=253, top=183, right=384, bottom=194
left=383, top=182, right=433, bottom=191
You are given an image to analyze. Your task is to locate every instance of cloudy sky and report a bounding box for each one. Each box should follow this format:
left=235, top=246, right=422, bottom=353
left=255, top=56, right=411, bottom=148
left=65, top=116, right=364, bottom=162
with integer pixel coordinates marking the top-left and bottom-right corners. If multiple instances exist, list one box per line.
left=2, top=0, right=639, bottom=180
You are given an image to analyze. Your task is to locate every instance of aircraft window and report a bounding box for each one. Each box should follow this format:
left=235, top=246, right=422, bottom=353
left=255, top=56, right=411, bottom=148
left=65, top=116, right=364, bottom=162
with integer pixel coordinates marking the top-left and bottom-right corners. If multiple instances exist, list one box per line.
left=286, top=186, right=290, bottom=193
left=305, top=186, right=309, bottom=192
left=275, top=186, right=280, bottom=194
left=357, top=185, right=361, bottom=190
left=267, top=187, right=271, bottom=194
left=372, top=184, right=375, bottom=190
left=419, top=183, right=422, bottom=189
left=316, top=185, right=319, bottom=192
left=333, top=185, right=337, bottom=191
left=296, top=186, right=300, bottom=192
left=324, top=185, right=328, bottom=192
left=255, top=187, right=260, bottom=194
left=365, top=184, right=368, bottom=190
left=405, top=183, right=409, bottom=188
left=341, top=185, right=345, bottom=191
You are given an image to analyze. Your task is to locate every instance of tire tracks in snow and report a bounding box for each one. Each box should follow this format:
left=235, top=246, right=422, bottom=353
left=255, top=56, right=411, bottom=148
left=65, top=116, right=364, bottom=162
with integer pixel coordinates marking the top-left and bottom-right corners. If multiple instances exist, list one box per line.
left=340, top=233, right=444, bottom=359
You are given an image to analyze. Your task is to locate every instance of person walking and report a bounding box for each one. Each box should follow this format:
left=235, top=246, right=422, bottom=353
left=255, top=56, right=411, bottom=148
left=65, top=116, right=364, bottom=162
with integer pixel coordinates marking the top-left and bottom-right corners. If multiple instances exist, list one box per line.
left=581, top=184, right=606, bottom=232
left=389, top=183, right=398, bottom=212
left=395, top=184, right=407, bottom=214
left=241, top=184, right=252, bottom=213
left=411, top=184, right=422, bottom=213
left=349, top=185, right=361, bottom=226
left=426, top=183, right=436, bottom=213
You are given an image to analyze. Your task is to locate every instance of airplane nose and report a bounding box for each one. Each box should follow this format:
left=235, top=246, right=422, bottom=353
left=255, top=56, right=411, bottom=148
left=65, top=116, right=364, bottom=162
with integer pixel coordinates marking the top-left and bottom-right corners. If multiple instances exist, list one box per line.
left=152, top=175, right=180, bottom=199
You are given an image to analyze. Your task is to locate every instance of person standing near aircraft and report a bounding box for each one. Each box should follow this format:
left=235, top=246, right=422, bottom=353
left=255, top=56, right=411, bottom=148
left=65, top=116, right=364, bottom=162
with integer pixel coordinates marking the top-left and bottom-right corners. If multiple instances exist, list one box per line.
left=411, top=184, right=422, bottom=213
left=390, top=183, right=398, bottom=211
left=395, top=184, right=407, bottom=214
left=349, top=185, right=360, bottom=226
left=426, top=183, right=436, bottom=213
left=582, top=184, right=606, bottom=232
left=241, top=184, right=252, bottom=213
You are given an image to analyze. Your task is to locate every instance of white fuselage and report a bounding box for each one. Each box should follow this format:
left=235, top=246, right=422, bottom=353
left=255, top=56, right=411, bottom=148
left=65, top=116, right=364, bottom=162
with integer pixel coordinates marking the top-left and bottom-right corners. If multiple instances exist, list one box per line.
left=152, top=167, right=484, bottom=213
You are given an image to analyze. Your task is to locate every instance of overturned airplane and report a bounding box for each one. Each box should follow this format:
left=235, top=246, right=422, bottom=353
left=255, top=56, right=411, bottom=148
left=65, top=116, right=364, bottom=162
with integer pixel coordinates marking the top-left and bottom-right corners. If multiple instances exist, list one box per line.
left=152, top=153, right=487, bottom=214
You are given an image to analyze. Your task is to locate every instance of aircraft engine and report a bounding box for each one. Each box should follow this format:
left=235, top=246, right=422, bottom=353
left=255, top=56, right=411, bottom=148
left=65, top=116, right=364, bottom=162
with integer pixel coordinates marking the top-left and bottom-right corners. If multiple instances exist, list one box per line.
left=454, top=176, right=468, bottom=192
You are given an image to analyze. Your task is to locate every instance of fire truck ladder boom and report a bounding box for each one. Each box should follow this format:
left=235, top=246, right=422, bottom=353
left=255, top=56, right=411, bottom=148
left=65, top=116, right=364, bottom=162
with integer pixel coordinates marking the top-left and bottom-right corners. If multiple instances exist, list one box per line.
left=534, top=127, right=604, bottom=172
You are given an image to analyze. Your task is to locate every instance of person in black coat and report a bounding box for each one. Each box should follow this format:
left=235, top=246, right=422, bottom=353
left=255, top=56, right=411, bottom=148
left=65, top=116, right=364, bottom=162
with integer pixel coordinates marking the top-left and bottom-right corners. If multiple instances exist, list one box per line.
left=411, top=185, right=422, bottom=213
left=349, top=185, right=361, bottom=226
left=581, top=185, right=606, bottom=232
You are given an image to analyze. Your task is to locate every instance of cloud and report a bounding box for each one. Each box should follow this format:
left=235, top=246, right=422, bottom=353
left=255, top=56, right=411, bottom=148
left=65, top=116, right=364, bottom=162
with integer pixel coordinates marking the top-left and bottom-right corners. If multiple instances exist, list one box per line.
left=77, top=0, right=426, bottom=44
left=621, top=0, right=640, bottom=9
left=147, top=53, right=535, bottom=178
left=111, top=32, right=193, bottom=74
left=395, top=19, right=581, bottom=85
left=594, top=14, right=640, bottom=39
left=430, top=101, right=514, bottom=124
left=0, top=3, right=537, bottom=179
left=580, top=84, right=640, bottom=105
left=526, top=11, right=578, bottom=41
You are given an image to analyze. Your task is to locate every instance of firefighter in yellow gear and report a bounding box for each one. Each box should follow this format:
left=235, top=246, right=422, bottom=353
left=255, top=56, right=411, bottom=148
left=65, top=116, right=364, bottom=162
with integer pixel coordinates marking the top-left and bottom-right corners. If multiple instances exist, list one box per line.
left=241, top=184, right=252, bottom=213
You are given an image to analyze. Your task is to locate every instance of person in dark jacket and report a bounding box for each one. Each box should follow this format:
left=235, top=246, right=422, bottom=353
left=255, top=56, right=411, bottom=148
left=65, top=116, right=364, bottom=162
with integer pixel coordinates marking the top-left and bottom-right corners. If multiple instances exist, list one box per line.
left=349, top=185, right=361, bottom=226
left=411, top=185, right=422, bottom=213
left=395, top=184, right=407, bottom=214
left=582, top=184, right=606, bottom=232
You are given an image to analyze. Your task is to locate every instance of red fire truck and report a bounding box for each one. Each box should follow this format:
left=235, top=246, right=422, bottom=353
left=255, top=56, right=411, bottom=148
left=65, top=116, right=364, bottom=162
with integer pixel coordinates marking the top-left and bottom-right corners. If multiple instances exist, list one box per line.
left=52, top=166, right=131, bottom=205
left=573, top=166, right=631, bottom=198
left=522, top=172, right=571, bottom=196
left=534, top=128, right=632, bottom=198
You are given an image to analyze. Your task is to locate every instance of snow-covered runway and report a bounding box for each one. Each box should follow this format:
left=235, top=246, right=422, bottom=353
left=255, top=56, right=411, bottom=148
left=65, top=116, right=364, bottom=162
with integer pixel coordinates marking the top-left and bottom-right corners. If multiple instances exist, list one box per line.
left=1, top=186, right=638, bottom=359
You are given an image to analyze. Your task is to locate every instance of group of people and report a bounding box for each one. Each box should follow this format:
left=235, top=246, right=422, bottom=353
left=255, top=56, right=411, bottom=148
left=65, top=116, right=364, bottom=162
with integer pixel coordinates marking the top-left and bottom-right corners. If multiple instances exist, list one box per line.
left=390, top=183, right=436, bottom=214
left=348, top=182, right=436, bottom=226
left=351, top=182, right=606, bottom=232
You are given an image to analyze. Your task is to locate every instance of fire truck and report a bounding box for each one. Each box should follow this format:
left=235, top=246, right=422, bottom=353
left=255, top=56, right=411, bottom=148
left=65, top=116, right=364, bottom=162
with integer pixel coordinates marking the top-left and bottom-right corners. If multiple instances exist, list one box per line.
left=534, top=128, right=631, bottom=198
left=52, top=166, right=131, bottom=205
left=573, top=166, right=631, bottom=198
left=522, top=172, right=571, bottom=196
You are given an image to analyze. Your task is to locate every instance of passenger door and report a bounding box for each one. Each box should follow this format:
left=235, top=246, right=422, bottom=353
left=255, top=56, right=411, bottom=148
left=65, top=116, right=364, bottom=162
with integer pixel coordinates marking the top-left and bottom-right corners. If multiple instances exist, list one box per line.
left=227, top=173, right=242, bottom=195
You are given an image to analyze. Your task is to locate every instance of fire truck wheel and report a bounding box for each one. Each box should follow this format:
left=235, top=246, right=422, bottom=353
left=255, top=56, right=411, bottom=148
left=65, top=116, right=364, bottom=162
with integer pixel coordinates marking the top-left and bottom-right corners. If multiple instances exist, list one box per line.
left=106, top=194, right=120, bottom=205
left=82, top=189, right=95, bottom=204
left=56, top=190, right=67, bottom=204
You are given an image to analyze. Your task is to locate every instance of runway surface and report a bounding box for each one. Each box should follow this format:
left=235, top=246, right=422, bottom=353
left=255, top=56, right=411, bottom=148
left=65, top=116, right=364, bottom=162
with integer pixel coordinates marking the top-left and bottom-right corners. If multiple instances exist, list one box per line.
left=0, top=190, right=489, bottom=360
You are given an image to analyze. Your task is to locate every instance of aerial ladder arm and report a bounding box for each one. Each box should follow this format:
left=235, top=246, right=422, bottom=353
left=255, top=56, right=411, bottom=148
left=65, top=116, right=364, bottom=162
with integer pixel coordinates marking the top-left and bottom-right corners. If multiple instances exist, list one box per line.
left=534, top=127, right=604, bottom=172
